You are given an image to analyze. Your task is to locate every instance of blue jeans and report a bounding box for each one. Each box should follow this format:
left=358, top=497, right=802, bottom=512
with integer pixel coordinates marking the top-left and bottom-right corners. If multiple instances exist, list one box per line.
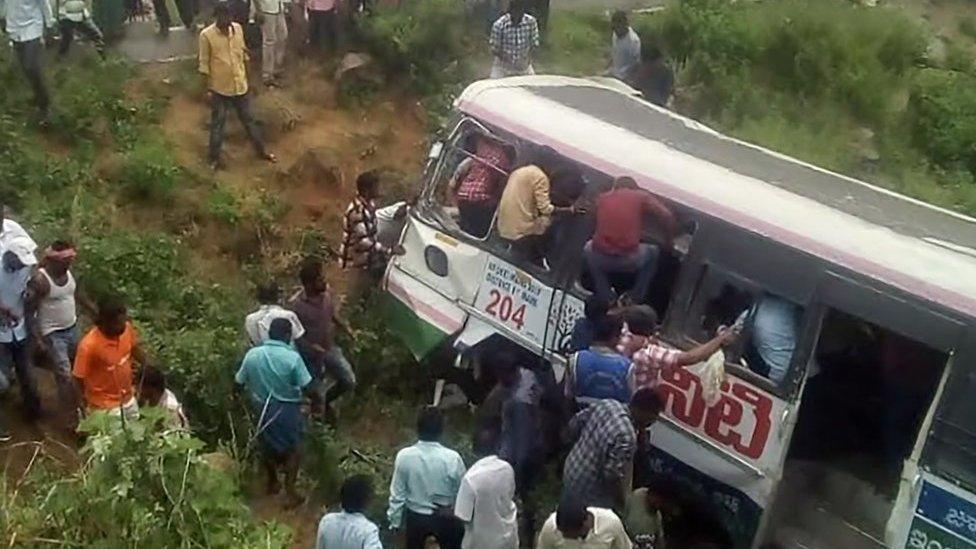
left=323, top=346, right=356, bottom=403
left=584, top=241, right=660, bottom=304
left=45, top=325, right=80, bottom=407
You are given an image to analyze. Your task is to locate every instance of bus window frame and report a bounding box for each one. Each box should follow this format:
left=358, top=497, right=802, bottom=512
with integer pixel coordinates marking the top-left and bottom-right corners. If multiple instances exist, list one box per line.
left=667, top=259, right=817, bottom=399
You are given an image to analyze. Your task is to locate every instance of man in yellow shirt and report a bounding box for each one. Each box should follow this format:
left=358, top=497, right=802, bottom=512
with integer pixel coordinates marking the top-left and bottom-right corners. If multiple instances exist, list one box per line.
left=198, top=3, right=277, bottom=171
left=496, top=162, right=583, bottom=266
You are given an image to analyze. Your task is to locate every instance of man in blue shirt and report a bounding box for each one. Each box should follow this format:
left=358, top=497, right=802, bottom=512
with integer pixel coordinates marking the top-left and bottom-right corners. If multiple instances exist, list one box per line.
left=5, top=0, right=53, bottom=119
left=743, top=295, right=802, bottom=384
left=566, top=314, right=632, bottom=408
left=388, top=407, right=467, bottom=549
left=235, top=317, right=312, bottom=506
left=316, top=475, right=382, bottom=549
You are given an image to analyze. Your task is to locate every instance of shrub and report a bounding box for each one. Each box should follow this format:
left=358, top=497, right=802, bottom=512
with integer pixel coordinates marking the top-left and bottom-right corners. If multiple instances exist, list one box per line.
left=908, top=68, right=976, bottom=171
left=1, top=412, right=290, bottom=547
left=118, top=138, right=181, bottom=204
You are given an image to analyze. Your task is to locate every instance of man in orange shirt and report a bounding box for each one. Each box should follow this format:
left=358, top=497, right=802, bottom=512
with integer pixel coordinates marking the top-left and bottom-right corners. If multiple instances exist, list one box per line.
left=73, top=296, right=149, bottom=421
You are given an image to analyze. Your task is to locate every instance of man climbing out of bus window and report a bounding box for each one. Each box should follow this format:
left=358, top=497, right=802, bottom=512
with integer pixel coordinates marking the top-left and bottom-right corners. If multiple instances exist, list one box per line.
left=497, top=160, right=584, bottom=267
left=570, top=294, right=611, bottom=352
left=340, top=170, right=405, bottom=306
left=489, top=0, right=539, bottom=78
left=565, top=314, right=632, bottom=409
left=585, top=176, right=677, bottom=305
left=563, top=389, right=663, bottom=511
left=626, top=305, right=737, bottom=392
left=740, top=295, right=802, bottom=385
left=451, top=135, right=515, bottom=238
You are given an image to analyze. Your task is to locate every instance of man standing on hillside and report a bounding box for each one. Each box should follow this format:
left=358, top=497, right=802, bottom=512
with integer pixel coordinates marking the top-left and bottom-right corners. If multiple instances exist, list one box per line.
left=0, top=239, right=41, bottom=440
left=287, top=259, right=356, bottom=420
left=489, top=0, right=539, bottom=78
left=340, top=171, right=403, bottom=305
left=198, top=2, right=277, bottom=171
left=55, top=0, right=105, bottom=59
left=5, top=0, right=53, bottom=121
left=454, top=428, right=519, bottom=549
left=250, top=0, right=288, bottom=87
left=25, top=241, right=91, bottom=419
left=73, top=295, right=150, bottom=421
left=608, top=11, right=640, bottom=82
left=244, top=282, right=305, bottom=346
left=235, top=318, right=312, bottom=506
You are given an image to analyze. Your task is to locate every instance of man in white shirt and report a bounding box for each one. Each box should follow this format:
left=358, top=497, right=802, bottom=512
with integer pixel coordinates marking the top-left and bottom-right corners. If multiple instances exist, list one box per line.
left=0, top=238, right=41, bottom=437
left=608, top=10, right=641, bottom=82
left=317, top=475, right=383, bottom=549
left=537, top=495, right=632, bottom=549
left=454, top=429, right=518, bottom=549
left=244, top=282, right=305, bottom=346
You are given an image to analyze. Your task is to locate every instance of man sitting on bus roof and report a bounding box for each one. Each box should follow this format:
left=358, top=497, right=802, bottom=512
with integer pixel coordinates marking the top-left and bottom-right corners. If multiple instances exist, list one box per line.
left=565, top=314, right=632, bottom=409
left=496, top=160, right=583, bottom=267
left=585, top=176, right=676, bottom=305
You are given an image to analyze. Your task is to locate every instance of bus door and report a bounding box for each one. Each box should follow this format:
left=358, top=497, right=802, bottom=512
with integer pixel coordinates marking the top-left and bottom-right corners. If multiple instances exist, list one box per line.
left=766, top=271, right=965, bottom=549
left=648, top=260, right=820, bottom=548
left=385, top=118, right=502, bottom=359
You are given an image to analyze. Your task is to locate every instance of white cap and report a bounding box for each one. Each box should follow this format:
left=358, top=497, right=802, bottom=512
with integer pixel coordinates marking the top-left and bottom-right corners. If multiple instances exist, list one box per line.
left=4, top=237, right=37, bottom=266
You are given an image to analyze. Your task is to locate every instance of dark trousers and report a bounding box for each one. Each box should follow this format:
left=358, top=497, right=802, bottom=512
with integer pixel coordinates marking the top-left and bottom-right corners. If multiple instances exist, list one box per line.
left=153, top=0, right=197, bottom=29
left=507, top=233, right=548, bottom=267
left=59, top=19, right=106, bottom=58
left=208, top=92, right=267, bottom=163
left=457, top=200, right=495, bottom=238
left=583, top=241, right=659, bottom=303
left=0, top=340, right=40, bottom=418
left=13, top=38, right=50, bottom=115
left=405, top=509, right=463, bottom=549
left=307, top=9, right=337, bottom=52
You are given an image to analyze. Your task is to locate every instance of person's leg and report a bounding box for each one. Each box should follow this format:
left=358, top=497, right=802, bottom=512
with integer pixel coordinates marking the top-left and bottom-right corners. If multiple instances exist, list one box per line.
left=583, top=240, right=616, bottom=303
left=324, top=8, right=337, bottom=51
left=15, top=39, right=51, bottom=116
left=230, top=93, right=269, bottom=158
left=0, top=351, right=12, bottom=440
left=47, top=328, right=80, bottom=415
left=174, top=0, right=195, bottom=28
left=282, top=449, right=302, bottom=504
left=208, top=93, right=230, bottom=165
left=260, top=13, right=277, bottom=83
left=152, top=0, right=172, bottom=33
left=274, top=11, right=288, bottom=77
left=58, top=20, right=74, bottom=57
left=307, top=9, right=322, bottom=51
left=322, top=346, right=356, bottom=404
left=405, top=510, right=435, bottom=549
left=628, top=243, right=660, bottom=303
left=432, top=514, right=464, bottom=549
left=79, top=18, right=107, bottom=59
left=11, top=340, right=40, bottom=419
left=263, top=453, right=281, bottom=494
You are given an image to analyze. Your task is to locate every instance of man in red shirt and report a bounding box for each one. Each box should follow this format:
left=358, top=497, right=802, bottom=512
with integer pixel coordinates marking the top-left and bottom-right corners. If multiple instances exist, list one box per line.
left=585, top=176, right=677, bottom=303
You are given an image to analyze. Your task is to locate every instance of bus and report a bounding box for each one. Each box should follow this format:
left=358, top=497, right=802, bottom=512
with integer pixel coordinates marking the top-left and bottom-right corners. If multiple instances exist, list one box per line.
left=382, top=75, right=976, bottom=549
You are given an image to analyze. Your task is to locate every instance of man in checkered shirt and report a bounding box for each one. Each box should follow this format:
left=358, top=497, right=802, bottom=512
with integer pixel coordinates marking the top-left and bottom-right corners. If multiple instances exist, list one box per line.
left=489, top=0, right=540, bottom=78
left=562, top=389, right=664, bottom=511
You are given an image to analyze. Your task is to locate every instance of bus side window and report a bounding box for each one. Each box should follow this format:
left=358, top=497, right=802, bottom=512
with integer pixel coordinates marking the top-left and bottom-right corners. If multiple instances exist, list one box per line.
left=428, top=130, right=515, bottom=240
left=682, top=268, right=804, bottom=386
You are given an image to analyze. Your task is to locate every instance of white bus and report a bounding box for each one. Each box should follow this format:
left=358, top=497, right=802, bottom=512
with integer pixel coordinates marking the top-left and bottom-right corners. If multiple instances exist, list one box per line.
left=383, top=76, right=976, bottom=549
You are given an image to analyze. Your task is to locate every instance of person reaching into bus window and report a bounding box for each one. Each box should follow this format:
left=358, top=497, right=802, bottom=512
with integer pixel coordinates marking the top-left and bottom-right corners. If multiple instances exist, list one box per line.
left=497, top=162, right=583, bottom=266
left=626, top=306, right=737, bottom=392
left=340, top=171, right=404, bottom=305
left=585, top=176, right=677, bottom=305
left=565, top=314, right=632, bottom=408
left=452, top=135, right=514, bottom=238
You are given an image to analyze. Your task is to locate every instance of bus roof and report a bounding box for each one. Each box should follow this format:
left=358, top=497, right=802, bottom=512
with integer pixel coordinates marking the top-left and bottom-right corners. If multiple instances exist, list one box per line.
left=455, top=76, right=976, bottom=319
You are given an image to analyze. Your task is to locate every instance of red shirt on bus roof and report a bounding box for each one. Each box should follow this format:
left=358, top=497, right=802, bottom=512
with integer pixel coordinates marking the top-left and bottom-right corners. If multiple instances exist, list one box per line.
left=592, top=188, right=677, bottom=255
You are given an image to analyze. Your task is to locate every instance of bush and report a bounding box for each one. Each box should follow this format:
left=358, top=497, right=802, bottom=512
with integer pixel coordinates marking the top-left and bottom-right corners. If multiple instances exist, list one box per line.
left=908, top=68, right=976, bottom=171
left=358, top=0, right=473, bottom=95
left=118, top=138, right=182, bottom=204
left=2, top=412, right=290, bottom=547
